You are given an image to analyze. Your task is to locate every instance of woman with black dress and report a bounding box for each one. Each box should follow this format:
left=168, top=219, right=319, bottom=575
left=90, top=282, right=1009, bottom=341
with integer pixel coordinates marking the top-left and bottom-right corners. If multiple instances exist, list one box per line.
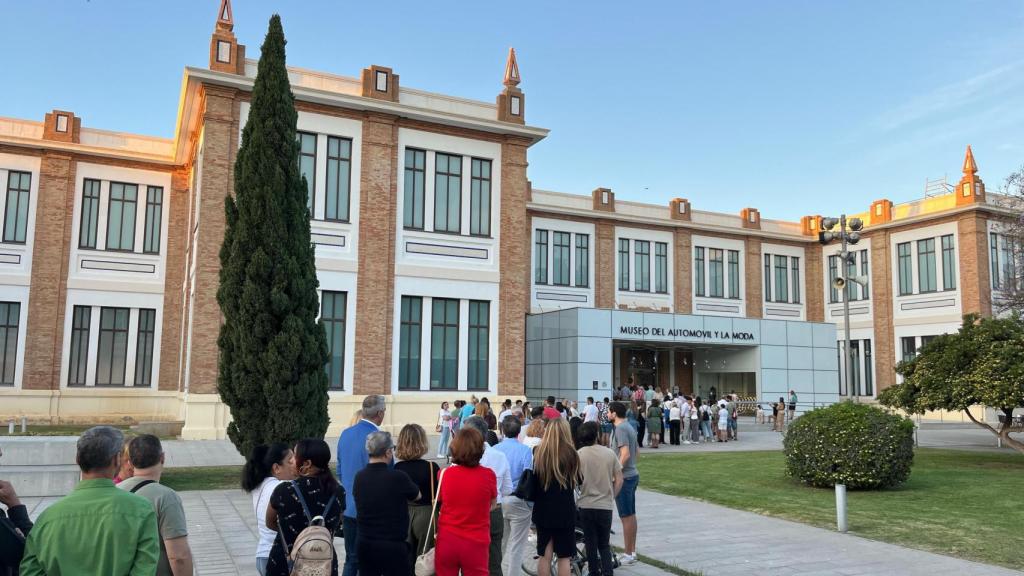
left=355, top=431, right=421, bottom=576
left=265, top=439, right=345, bottom=576
left=394, top=424, right=441, bottom=573
left=528, top=417, right=580, bottom=576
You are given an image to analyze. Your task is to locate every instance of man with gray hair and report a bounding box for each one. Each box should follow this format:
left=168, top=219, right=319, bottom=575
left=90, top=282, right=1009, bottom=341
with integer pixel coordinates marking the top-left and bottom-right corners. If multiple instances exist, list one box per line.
left=463, top=416, right=512, bottom=576
left=20, top=426, right=159, bottom=575
left=354, top=431, right=420, bottom=576
left=338, top=395, right=388, bottom=576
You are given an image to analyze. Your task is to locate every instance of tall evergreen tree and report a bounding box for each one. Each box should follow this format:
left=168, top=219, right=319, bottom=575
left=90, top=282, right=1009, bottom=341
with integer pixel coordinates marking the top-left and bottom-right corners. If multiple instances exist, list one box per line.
left=217, top=15, right=329, bottom=457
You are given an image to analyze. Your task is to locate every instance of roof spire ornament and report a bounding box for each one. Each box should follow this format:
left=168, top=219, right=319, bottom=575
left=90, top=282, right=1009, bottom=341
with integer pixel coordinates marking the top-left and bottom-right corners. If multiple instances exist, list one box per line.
left=216, top=0, right=234, bottom=31
left=503, top=47, right=521, bottom=88
left=962, top=145, right=977, bottom=175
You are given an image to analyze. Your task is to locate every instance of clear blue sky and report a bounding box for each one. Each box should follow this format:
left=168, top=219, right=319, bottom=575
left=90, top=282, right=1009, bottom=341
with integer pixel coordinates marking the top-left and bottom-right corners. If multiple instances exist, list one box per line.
left=4, top=1, right=1024, bottom=220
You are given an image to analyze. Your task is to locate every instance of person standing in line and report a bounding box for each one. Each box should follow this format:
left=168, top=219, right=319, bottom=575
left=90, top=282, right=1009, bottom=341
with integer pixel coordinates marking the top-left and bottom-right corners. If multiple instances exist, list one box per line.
left=643, top=385, right=654, bottom=403
left=438, top=402, right=453, bottom=458
left=608, top=402, right=639, bottom=566
left=543, top=396, right=562, bottom=421
left=337, top=394, right=387, bottom=576
left=680, top=397, right=692, bottom=445
left=661, top=399, right=671, bottom=445
left=526, top=418, right=580, bottom=576
left=113, top=440, right=134, bottom=484
left=463, top=416, right=512, bottom=576
left=698, top=400, right=712, bottom=443
left=626, top=401, right=639, bottom=435
left=492, top=417, right=533, bottom=576
left=636, top=400, right=647, bottom=448
left=776, top=397, right=788, bottom=432
left=717, top=402, right=730, bottom=442
left=645, top=399, right=661, bottom=450
left=597, top=398, right=612, bottom=446
left=355, top=432, right=421, bottom=576
left=436, top=428, right=497, bottom=576
left=582, top=397, right=599, bottom=424
left=20, top=426, right=159, bottom=576
left=1, top=446, right=33, bottom=576
left=725, top=395, right=737, bottom=441
left=394, top=424, right=440, bottom=573
left=576, top=422, right=623, bottom=576
left=462, top=396, right=480, bottom=424
left=118, top=435, right=194, bottom=576
left=523, top=418, right=546, bottom=451
left=242, top=443, right=296, bottom=575
left=498, top=400, right=514, bottom=428
left=788, top=390, right=798, bottom=423
left=668, top=401, right=681, bottom=446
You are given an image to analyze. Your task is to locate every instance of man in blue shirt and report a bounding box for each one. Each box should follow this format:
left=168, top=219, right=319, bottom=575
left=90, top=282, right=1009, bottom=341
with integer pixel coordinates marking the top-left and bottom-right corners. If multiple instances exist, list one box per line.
left=337, top=394, right=387, bottom=576
left=492, top=416, right=533, bottom=576
left=461, top=395, right=478, bottom=421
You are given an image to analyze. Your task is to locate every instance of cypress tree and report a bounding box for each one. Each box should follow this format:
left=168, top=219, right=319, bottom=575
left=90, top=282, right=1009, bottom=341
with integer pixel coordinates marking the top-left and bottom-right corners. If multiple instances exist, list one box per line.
left=217, top=15, right=329, bottom=457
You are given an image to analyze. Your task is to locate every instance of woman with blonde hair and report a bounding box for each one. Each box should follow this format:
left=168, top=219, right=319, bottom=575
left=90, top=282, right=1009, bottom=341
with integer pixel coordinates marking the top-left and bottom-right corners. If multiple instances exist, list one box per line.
left=394, top=424, right=440, bottom=573
left=348, top=408, right=363, bottom=427
left=524, top=418, right=580, bottom=576
left=523, top=417, right=545, bottom=450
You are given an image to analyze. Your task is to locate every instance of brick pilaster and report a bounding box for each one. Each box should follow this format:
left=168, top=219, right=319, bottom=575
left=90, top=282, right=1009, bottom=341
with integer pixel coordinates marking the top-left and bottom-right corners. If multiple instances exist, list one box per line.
left=805, top=245, right=824, bottom=322
left=24, top=153, right=75, bottom=391
left=595, top=221, right=616, bottom=309
left=673, top=228, right=692, bottom=314
left=870, top=231, right=895, bottom=391
left=497, top=137, right=531, bottom=396
left=353, top=113, right=399, bottom=395
left=158, top=168, right=190, bottom=391
left=957, top=212, right=992, bottom=317
left=745, top=237, right=762, bottom=318
left=186, top=87, right=239, bottom=394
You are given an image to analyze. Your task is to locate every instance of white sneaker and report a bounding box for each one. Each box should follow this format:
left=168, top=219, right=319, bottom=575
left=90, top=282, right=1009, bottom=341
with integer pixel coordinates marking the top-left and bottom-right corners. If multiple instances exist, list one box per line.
left=620, top=553, right=637, bottom=566
left=683, top=440, right=691, bottom=445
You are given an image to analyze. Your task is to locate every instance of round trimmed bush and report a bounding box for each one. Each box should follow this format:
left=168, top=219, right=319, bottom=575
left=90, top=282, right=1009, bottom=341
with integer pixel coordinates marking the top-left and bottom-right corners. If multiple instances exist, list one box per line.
left=783, top=401, right=915, bottom=489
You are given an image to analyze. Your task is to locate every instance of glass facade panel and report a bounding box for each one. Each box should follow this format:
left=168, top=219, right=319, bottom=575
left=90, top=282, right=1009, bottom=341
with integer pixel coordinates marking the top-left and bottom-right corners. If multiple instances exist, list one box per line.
left=106, top=182, right=137, bottom=251
left=79, top=179, right=101, bottom=249
left=96, top=307, right=129, bottom=386
left=897, top=242, right=912, bottom=295
left=430, top=298, right=459, bottom=389
left=575, top=234, right=589, bottom=288
left=470, top=159, right=491, bottom=236
left=321, top=291, right=347, bottom=390
left=399, top=296, right=422, bottom=390
left=298, top=132, right=316, bottom=213
left=4, top=171, right=30, bottom=244
left=917, top=238, right=936, bottom=293
left=325, top=136, right=352, bottom=222
left=68, top=306, right=90, bottom=387
left=143, top=186, right=162, bottom=254
left=134, top=309, right=156, bottom=387
left=0, top=302, right=19, bottom=386
left=634, top=240, right=650, bottom=292
left=553, top=232, right=571, bottom=286
left=403, top=148, right=426, bottom=229
left=468, top=301, right=489, bottom=390
left=433, top=153, right=462, bottom=233
left=654, top=242, right=667, bottom=293
left=534, top=230, right=548, bottom=284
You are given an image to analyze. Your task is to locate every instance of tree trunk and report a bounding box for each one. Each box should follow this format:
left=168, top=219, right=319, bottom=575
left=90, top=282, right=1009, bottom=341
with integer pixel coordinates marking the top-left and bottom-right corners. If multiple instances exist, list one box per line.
left=963, top=408, right=1024, bottom=454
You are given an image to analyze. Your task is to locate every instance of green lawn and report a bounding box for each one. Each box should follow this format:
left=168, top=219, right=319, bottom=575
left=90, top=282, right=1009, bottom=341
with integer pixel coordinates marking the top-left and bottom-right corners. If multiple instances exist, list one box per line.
left=162, top=466, right=243, bottom=492
left=638, top=448, right=1024, bottom=570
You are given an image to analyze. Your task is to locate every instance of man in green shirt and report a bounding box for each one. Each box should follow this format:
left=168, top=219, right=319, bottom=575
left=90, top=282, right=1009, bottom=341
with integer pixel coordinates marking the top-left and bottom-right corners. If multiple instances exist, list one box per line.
left=20, top=426, right=159, bottom=576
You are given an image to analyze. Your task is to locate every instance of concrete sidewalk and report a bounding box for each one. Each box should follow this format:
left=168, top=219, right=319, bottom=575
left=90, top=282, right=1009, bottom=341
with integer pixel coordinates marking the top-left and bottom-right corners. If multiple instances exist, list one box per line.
left=610, top=488, right=1020, bottom=576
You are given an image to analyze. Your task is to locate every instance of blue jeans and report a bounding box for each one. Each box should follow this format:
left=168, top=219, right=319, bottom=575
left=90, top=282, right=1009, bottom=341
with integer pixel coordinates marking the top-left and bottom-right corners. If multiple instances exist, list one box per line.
left=256, top=557, right=268, bottom=576
left=343, top=515, right=359, bottom=576
left=615, top=475, right=639, bottom=518
left=438, top=425, right=451, bottom=456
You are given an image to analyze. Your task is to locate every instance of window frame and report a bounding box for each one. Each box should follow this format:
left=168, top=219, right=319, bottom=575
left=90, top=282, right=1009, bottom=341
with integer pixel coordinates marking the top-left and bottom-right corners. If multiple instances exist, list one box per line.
left=708, top=248, right=724, bottom=298
left=916, top=238, right=937, bottom=294
left=105, top=182, right=138, bottom=252
left=897, top=242, right=913, bottom=296
left=3, top=171, right=31, bottom=244
left=941, top=234, right=956, bottom=291
left=321, top=291, right=347, bottom=391
left=469, top=158, right=492, bottom=237
left=575, top=234, right=589, bottom=288
left=134, top=309, right=156, bottom=388
left=432, top=152, right=463, bottom=234
left=534, top=230, right=548, bottom=285
left=0, top=302, right=19, bottom=386
left=791, top=256, right=801, bottom=304
left=654, top=241, right=668, bottom=294
left=68, top=306, right=91, bottom=387
left=399, top=296, right=422, bottom=390
left=763, top=254, right=772, bottom=303
left=429, top=298, right=459, bottom=390
left=297, top=131, right=317, bottom=214
left=468, top=300, right=489, bottom=390
left=142, top=186, right=163, bottom=254
left=774, top=255, right=789, bottom=303
left=634, top=240, right=650, bottom=292
left=618, top=239, right=630, bottom=291
left=403, top=148, right=427, bottom=230
left=552, top=232, right=571, bottom=287
left=324, top=136, right=353, bottom=223
left=95, top=307, right=130, bottom=386
left=728, top=249, right=740, bottom=299
left=79, top=178, right=102, bottom=249
left=694, top=247, right=705, bottom=297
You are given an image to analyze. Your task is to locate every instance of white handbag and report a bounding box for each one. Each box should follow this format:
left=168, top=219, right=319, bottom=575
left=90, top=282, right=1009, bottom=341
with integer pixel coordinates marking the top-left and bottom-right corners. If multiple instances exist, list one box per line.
left=415, top=467, right=445, bottom=576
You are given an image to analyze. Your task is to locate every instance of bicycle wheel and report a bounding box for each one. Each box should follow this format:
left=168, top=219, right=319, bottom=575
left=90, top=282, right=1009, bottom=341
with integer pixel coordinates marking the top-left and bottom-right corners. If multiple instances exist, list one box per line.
left=522, top=554, right=544, bottom=576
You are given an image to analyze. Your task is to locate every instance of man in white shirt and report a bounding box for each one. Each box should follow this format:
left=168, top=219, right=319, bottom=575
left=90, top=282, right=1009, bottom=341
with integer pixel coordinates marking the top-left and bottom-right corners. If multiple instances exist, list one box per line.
left=583, top=397, right=599, bottom=423
left=464, top=416, right=513, bottom=576
left=680, top=396, right=693, bottom=445
left=497, top=399, right=514, bottom=430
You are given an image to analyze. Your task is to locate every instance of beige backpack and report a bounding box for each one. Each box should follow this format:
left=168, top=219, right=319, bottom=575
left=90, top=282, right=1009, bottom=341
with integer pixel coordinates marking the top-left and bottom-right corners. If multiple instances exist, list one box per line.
left=280, top=481, right=338, bottom=576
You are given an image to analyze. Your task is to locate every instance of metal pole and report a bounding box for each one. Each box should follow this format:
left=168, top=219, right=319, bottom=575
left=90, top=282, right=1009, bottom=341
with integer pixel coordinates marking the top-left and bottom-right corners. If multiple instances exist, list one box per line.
left=840, top=214, right=857, bottom=401
left=835, top=484, right=848, bottom=532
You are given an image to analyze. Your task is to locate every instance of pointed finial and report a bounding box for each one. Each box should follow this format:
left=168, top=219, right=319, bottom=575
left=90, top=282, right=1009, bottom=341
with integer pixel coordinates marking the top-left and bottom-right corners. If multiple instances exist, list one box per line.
left=216, top=0, right=234, bottom=30
left=962, top=145, right=977, bottom=175
left=503, top=47, right=521, bottom=88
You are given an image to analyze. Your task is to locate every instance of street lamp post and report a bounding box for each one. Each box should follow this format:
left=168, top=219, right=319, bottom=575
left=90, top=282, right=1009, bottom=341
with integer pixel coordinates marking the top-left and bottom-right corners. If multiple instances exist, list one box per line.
left=819, top=215, right=868, bottom=401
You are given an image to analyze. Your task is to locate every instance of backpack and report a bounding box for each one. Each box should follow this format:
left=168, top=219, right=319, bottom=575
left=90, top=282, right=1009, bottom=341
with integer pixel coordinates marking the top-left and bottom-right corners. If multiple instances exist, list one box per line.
left=280, top=481, right=337, bottom=576
left=701, top=406, right=710, bottom=422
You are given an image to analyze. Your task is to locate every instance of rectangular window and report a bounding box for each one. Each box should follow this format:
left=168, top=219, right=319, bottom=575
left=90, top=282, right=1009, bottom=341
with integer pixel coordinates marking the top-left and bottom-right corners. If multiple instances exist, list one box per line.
left=403, top=148, right=426, bottom=229
left=534, top=230, right=548, bottom=284
left=1002, top=235, right=1017, bottom=291
left=941, top=234, right=955, bottom=291
left=728, top=250, right=740, bottom=298
left=3, top=171, right=30, bottom=244
left=828, top=254, right=839, bottom=303
left=433, top=153, right=462, bottom=233
left=0, top=302, right=19, bottom=386
left=134, top=309, right=156, bottom=387
left=897, top=242, right=913, bottom=295
left=399, top=296, right=422, bottom=390
left=468, top=301, right=489, bottom=390
left=695, top=247, right=705, bottom=297
left=469, top=158, right=491, bottom=236
left=900, top=336, right=916, bottom=363
left=321, top=291, right=347, bottom=390
left=96, top=307, right=129, bottom=386
left=764, top=254, right=771, bottom=303
left=325, top=136, right=352, bottom=222
left=917, top=238, right=937, bottom=293
left=430, top=298, right=459, bottom=390
left=618, top=239, right=630, bottom=290
left=634, top=240, right=650, bottom=292
left=850, top=340, right=861, bottom=397
left=859, top=250, right=869, bottom=300
left=297, top=132, right=316, bottom=213
left=79, top=179, right=101, bottom=249
left=991, top=232, right=1001, bottom=291
left=142, top=186, right=162, bottom=254
left=791, top=257, right=801, bottom=304
left=774, top=255, right=789, bottom=303
left=575, top=234, right=589, bottom=288
left=68, top=306, right=91, bottom=387
left=654, top=242, right=667, bottom=293
left=552, top=232, right=571, bottom=286
left=708, top=248, right=724, bottom=298
left=106, top=182, right=137, bottom=251
left=846, top=253, right=859, bottom=302
left=863, top=339, right=873, bottom=396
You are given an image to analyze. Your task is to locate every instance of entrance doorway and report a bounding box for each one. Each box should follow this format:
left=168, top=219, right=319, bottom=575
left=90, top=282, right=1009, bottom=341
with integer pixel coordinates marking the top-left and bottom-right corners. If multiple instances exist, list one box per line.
left=613, top=341, right=758, bottom=401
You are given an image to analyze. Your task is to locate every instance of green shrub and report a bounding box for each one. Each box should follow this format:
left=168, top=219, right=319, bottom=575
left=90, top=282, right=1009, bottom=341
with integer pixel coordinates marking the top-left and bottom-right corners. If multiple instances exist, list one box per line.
left=783, top=401, right=915, bottom=489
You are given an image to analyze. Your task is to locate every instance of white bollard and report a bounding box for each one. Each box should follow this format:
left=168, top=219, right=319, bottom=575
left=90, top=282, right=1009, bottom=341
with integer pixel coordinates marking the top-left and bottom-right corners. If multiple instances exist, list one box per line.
left=7, top=421, right=13, bottom=434
left=20, top=416, right=27, bottom=433
left=835, top=484, right=848, bottom=533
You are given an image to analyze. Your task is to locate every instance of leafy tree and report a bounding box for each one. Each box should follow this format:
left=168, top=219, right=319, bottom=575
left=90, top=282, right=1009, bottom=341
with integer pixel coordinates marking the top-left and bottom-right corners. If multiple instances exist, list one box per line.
left=217, top=14, right=329, bottom=458
left=879, top=314, right=1024, bottom=454
left=993, top=167, right=1024, bottom=313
